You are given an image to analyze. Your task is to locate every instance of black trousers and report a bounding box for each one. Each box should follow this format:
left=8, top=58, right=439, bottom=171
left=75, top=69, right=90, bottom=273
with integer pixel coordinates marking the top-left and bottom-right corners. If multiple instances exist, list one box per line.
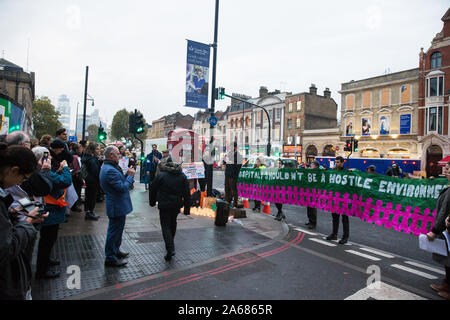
left=307, top=206, right=317, bottom=225
left=159, top=209, right=179, bottom=253
left=225, top=176, right=238, bottom=206
left=84, top=182, right=98, bottom=212
left=275, top=203, right=283, bottom=213
left=331, top=213, right=349, bottom=239
left=36, top=224, right=59, bottom=275
left=205, top=164, right=213, bottom=196
left=72, top=175, right=83, bottom=208
left=254, top=200, right=261, bottom=210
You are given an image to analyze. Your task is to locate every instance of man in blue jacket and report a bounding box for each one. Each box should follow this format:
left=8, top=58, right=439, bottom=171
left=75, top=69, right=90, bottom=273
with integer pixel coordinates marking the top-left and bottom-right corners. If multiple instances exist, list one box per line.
left=100, top=146, right=135, bottom=267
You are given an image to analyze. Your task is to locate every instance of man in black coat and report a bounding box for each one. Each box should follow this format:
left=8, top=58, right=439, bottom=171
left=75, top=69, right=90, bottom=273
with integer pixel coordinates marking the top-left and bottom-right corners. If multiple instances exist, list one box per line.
left=326, top=156, right=350, bottom=244
left=149, top=160, right=191, bottom=261
left=54, top=128, right=74, bottom=164
left=223, top=142, right=243, bottom=208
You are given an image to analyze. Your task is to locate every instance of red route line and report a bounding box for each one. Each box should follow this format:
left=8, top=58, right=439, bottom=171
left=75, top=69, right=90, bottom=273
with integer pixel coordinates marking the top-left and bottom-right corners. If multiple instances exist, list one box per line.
left=115, top=231, right=305, bottom=300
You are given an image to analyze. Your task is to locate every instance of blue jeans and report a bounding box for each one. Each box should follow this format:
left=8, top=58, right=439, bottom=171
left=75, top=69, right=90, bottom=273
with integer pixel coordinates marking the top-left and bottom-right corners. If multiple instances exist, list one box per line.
left=105, top=216, right=126, bottom=262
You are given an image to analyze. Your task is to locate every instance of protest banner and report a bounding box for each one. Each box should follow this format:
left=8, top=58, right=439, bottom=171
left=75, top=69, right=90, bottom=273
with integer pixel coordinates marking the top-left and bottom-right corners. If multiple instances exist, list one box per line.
left=238, top=168, right=448, bottom=236
left=182, top=162, right=205, bottom=180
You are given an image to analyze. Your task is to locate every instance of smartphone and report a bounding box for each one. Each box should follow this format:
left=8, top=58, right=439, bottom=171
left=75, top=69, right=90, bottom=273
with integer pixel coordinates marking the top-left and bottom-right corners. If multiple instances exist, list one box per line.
left=18, top=197, right=37, bottom=213
left=42, top=151, right=49, bottom=162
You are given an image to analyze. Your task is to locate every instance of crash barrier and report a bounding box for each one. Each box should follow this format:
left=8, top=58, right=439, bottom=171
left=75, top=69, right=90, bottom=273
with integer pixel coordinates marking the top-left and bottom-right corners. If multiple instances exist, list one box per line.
left=237, top=168, right=448, bottom=236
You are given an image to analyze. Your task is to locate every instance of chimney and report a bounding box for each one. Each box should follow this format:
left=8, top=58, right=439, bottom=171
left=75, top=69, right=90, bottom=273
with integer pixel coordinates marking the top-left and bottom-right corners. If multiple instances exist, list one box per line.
left=309, top=84, right=317, bottom=95
left=259, top=86, right=268, bottom=97
left=323, top=87, right=331, bottom=99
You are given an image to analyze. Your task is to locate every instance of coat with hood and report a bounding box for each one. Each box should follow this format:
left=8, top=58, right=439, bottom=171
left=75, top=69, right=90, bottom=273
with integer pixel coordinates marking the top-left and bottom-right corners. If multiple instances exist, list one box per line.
left=81, top=154, right=100, bottom=185
left=149, top=162, right=191, bottom=213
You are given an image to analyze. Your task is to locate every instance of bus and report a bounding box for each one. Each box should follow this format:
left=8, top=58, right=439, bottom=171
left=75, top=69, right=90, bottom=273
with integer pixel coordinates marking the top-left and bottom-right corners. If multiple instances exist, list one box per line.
left=315, top=156, right=421, bottom=175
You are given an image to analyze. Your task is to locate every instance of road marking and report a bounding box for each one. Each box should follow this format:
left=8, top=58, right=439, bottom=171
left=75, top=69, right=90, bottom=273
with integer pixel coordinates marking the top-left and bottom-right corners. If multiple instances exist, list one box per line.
left=294, top=227, right=317, bottom=236
left=404, top=261, right=446, bottom=275
left=309, top=238, right=337, bottom=247
left=345, top=250, right=381, bottom=261
left=345, top=282, right=426, bottom=300
left=391, top=264, right=438, bottom=280
left=359, top=247, right=395, bottom=259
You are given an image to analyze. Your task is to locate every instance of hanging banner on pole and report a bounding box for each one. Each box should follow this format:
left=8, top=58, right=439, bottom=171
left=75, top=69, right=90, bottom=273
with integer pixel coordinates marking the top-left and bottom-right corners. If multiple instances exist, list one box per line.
left=185, top=40, right=210, bottom=109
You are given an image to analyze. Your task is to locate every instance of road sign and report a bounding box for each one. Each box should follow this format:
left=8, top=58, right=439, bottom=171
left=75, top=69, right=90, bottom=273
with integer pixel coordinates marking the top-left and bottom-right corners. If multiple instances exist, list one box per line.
left=208, top=115, right=218, bottom=127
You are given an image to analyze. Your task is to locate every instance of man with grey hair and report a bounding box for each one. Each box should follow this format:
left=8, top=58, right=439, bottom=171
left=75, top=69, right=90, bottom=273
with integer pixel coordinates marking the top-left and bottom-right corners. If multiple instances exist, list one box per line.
left=6, top=131, right=52, bottom=197
left=100, top=145, right=135, bottom=267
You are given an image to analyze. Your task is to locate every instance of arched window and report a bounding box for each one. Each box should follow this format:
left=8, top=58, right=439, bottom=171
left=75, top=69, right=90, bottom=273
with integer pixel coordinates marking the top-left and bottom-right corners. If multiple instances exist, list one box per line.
left=430, top=52, right=442, bottom=69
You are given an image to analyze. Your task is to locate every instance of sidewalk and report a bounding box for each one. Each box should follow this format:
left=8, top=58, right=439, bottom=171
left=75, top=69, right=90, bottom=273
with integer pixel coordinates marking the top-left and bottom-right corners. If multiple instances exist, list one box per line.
left=31, top=182, right=287, bottom=300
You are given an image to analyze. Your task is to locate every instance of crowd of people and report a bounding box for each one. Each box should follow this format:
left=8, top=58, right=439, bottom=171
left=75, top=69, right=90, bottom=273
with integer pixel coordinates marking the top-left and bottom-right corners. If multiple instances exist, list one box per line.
left=0, top=130, right=448, bottom=300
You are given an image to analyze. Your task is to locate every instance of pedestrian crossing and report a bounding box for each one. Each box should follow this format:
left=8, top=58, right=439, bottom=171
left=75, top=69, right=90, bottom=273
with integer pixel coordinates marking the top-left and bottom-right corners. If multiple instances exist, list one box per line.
left=291, top=225, right=445, bottom=284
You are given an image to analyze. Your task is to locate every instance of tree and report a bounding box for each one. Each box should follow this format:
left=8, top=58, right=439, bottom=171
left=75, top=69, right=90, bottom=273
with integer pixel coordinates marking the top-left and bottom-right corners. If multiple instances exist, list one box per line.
left=87, top=124, right=99, bottom=142
left=111, top=108, right=148, bottom=142
left=32, top=96, right=62, bottom=139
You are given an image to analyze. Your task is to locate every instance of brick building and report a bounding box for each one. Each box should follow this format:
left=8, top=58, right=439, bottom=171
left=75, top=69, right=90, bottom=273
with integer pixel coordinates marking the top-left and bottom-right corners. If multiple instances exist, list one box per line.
left=418, top=8, right=450, bottom=177
left=284, top=84, right=337, bottom=162
left=0, top=58, right=35, bottom=134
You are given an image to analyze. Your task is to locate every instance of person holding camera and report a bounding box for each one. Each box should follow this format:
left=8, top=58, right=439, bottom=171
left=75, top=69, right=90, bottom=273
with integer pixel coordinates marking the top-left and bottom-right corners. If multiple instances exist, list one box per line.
left=0, top=143, right=49, bottom=299
left=34, top=147, right=72, bottom=279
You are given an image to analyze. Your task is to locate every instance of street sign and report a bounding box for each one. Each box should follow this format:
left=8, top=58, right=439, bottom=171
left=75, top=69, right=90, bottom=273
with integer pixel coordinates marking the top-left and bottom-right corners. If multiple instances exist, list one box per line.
left=69, top=136, right=77, bottom=143
left=208, top=115, right=218, bottom=127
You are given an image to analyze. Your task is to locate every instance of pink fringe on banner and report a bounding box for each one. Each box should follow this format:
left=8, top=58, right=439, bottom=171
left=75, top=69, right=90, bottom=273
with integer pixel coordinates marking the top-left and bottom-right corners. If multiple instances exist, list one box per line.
left=238, top=183, right=436, bottom=236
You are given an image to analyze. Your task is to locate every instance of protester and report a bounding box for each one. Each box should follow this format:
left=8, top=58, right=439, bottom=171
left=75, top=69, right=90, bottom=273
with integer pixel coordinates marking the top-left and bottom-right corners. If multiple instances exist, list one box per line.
left=366, top=165, right=376, bottom=174
left=223, top=142, right=243, bottom=208
left=274, top=159, right=285, bottom=221
left=145, top=144, right=162, bottom=184
left=386, top=163, right=403, bottom=178
left=305, top=160, right=319, bottom=229
left=33, top=147, right=72, bottom=279
left=39, top=134, right=52, bottom=148
left=81, top=143, right=101, bottom=221
left=156, top=149, right=172, bottom=177
left=53, top=128, right=73, bottom=163
left=252, top=156, right=266, bottom=213
left=149, top=159, right=191, bottom=261
left=326, top=156, right=350, bottom=244
left=426, top=166, right=450, bottom=300
left=5, top=131, right=53, bottom=198
left=79, top=140, right=88, bottom=157
left=100, top=146, right=135, bottom=267
left=30, top=138, right=39, bottom=149
left=69, top=143, right=83, bottom=213
left=0, top=144, right=48, bottom=299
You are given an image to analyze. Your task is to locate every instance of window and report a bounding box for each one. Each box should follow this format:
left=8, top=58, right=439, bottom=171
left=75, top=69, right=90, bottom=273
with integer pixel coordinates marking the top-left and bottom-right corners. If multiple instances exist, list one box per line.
left=429, top=107, right=436, bottom=132
left=400, top=84, right=411, bottom=103
left=296, top=118, right=301, bottom=128
left=363, top=92, right=371, bottom=108
left=426, top=107, right=443, bottom=134
left=430, top=52, right=442, bottom=69
left=287, top=119, right=292, bottom=129
left=288, top=103, right=293, bottom=112
left=276, top=108, right=281, bottom=120
left=296, top=100, right=302, bottom=111
left=426, top=76, right=444, bottom=97
left=287, top=136, right=293, bottom=144
left=380, top=88, right=390, bottom=106
left=346, top=95, right=354, bottom=110
left=295, top=135, right=300, bottom=145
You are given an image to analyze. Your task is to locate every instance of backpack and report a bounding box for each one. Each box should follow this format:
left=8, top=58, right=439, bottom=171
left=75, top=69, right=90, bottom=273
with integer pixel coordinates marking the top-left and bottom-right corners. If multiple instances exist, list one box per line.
left=80, top=164, right=88, bottom=180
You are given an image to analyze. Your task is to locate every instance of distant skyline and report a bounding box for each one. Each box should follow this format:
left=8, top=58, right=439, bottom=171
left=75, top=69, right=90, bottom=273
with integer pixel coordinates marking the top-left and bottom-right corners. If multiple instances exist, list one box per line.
left=1, top=0, right=448, bottom=130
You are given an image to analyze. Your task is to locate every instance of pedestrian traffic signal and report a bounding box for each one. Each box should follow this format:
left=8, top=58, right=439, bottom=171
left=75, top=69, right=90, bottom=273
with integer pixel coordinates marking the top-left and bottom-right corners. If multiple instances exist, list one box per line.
left=344, top=139, right=352, bottom=151
left=98, top=126, right=107, bottom=141
left=214, top=87, right=225, bottom=100
left=135, top=113, right=144, bottom=134
left=353, top=139, right=359, bottom=152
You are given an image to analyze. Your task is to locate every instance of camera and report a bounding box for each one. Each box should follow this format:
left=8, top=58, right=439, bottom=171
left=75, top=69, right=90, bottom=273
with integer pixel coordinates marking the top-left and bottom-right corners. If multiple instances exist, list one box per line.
left=17, top=197, right=46, bottom=217
left=42, top=151, right=49, bottom=162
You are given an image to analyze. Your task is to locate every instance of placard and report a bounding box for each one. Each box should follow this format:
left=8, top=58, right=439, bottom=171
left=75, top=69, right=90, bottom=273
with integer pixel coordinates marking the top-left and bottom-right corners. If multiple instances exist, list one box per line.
left=182, top=162, right=205, bottom=179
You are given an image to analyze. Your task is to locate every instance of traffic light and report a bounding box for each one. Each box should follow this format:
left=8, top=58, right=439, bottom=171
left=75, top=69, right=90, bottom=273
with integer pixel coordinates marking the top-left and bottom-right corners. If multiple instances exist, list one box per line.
left=214, top=87, right=225, bottom=100
left=129, top=113, right=136, bottom=134
left=135, top=112, right=144, bottom=134
left=344, top=139, right=352, bottom=151
left=353, top=139, right=359, bottom=152
left=98, top=126, right=107, bottom=141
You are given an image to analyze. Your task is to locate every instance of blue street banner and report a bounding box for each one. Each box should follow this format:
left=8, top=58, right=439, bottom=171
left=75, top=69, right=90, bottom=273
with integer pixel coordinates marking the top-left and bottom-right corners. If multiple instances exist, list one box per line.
left=185, top=40, right=210, bottom=109
left=69, top=135, right=77, bottom=143
left=400, top=114, right=411, bottom=134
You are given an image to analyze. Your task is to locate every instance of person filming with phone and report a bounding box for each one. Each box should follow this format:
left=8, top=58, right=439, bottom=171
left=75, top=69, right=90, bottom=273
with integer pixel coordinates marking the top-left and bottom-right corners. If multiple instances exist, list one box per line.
left=0, top=143, right=49, bottom=299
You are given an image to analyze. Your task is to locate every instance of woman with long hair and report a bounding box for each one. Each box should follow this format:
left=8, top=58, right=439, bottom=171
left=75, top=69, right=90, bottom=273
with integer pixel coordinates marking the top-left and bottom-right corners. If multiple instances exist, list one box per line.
left=81, top=142, right=101, bottom=220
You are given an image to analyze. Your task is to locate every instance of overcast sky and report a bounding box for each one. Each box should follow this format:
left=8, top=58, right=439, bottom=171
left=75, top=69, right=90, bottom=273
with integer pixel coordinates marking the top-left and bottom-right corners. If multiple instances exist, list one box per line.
left=1, top=0, right=448, bottom=131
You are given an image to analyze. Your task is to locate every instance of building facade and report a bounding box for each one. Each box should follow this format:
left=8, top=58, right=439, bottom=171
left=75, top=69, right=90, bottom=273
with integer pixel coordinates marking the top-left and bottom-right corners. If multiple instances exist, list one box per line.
left=418, top=8, right=450, bottom=177
left=0, top=58, right=35, bottom=134
left=339, top=68, right=420, bottom=162
left=284, top=84, right=338, bottom=162
left=57, top=94, right=71, bottom=131
left=227, top=93, right=253, bottom=157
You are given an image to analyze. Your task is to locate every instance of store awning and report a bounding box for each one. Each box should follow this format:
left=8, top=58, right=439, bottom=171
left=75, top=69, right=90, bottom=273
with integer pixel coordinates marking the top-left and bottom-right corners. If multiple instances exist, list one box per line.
left=438, top=156, right=450, bottom=167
